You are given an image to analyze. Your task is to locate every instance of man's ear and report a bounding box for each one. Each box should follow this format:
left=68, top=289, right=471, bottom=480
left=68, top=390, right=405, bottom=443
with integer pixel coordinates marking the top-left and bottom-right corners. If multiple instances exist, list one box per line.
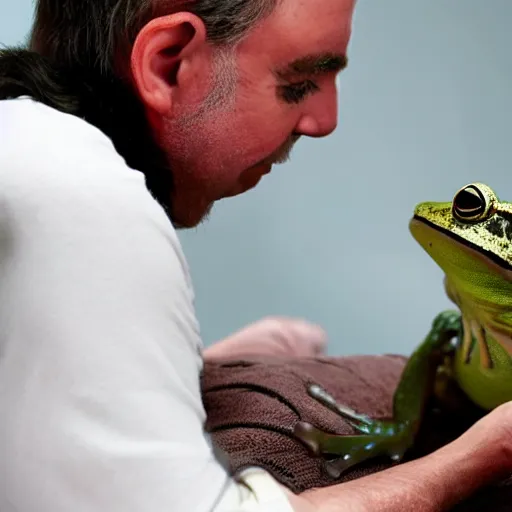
left=130, top=12, right=208, bottom=114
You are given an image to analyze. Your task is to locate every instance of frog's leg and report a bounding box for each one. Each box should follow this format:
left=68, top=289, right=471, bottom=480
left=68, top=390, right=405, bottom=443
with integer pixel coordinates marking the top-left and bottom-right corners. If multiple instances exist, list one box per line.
left=294, top=310, right=461, bottom=478
left=294, top=389, right=414, bottom=479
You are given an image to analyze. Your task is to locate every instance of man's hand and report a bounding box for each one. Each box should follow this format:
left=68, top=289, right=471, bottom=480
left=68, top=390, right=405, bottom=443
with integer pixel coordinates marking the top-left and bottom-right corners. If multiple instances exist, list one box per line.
left=202, top=316, right=327, bottom=361
left=283, top=401, right=512, bottom=512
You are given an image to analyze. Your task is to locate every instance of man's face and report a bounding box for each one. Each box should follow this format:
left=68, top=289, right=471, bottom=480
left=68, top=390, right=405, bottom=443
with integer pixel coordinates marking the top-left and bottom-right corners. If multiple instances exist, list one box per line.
left=149, top=0, right=356, bottom=226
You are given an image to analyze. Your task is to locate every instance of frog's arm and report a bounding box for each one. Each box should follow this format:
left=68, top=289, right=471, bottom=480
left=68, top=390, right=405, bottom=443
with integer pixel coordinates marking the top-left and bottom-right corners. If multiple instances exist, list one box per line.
left=294, top=310, right=461, bottom=479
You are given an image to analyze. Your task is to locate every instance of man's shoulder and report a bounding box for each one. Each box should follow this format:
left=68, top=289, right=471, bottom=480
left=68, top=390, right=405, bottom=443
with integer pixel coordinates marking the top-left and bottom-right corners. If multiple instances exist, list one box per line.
left=0, top=96, right=157, bottom=213
left=1, top=96, right=106, bottom=146
left=0, top=95, right=183, bottom=245
left=0, top=96, right=193, bottom=284
left=0, top=96, right=130, bottom=176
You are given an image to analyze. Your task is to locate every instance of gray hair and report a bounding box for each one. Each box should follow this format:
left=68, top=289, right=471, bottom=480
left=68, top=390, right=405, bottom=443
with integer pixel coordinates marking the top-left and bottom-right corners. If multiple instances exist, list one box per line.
left=29, top=0, right=279, bottom=74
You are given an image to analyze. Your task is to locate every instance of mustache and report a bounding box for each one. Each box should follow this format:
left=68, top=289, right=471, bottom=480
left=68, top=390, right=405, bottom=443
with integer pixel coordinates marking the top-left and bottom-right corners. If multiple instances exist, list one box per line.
left=265, top=134, right=301, bottom=165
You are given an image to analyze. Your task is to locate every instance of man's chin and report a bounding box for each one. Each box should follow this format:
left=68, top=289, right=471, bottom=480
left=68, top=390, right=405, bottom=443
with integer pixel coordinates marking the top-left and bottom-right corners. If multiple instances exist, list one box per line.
left=174, top=162, right=274, bottom=226
left=171, top=196, right=215, bottom=229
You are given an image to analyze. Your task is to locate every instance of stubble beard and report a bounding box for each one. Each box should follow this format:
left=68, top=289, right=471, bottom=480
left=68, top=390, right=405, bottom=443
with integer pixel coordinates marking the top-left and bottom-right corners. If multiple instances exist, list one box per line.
left=166, top=47, right=298, bottom=228
left=165, top=47, right=240, bottom=228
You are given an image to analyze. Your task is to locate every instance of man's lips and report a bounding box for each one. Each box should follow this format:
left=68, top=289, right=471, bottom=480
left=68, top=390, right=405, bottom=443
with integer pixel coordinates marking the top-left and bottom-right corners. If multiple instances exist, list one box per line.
left=222, top=135, right=301, bottom=199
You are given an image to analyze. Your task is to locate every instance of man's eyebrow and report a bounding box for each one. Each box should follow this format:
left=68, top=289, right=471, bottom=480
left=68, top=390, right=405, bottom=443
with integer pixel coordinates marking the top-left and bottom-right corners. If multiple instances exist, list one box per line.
left=274, top=52, right=348, bottom=78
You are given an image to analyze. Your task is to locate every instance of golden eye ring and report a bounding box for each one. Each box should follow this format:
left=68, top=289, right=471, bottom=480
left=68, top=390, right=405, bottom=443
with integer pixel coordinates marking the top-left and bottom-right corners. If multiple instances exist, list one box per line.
left=452, top=183, right=497, bottom=223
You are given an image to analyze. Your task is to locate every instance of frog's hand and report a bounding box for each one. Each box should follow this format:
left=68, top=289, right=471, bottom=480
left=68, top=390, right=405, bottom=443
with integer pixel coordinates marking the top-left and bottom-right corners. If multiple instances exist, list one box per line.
left=306, top=384, right=375, bottom=433
left=295, top=310, right=461, bottom=479
left=295, top=421, right=412, bottom=479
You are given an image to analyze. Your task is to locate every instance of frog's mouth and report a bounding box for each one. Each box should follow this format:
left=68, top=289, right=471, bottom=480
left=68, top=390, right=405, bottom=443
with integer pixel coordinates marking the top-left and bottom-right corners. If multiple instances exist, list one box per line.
left=411, top=215, right=512, bottom=273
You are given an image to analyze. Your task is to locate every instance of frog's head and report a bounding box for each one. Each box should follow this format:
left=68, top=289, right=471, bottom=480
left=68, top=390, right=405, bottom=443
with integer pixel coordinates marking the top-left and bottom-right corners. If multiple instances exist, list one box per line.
left=409, top=183, right=512, bottom=316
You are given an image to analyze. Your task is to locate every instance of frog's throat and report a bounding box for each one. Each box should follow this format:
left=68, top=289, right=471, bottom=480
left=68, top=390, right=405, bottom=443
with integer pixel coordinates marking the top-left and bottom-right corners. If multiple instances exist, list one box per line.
left=412, top=214, right=512, bottom=271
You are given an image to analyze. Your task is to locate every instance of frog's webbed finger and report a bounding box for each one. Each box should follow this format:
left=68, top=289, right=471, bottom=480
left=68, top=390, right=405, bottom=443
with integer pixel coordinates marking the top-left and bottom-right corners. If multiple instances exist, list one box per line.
left=306, top=383, right=374, bottom=434
left=294, top=421, right=412, bottom=478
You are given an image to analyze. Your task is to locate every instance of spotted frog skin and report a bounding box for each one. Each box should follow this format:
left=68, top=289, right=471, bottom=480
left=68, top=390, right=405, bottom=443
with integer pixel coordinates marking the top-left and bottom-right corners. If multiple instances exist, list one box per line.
left=294, top=183, right=512, bottom=478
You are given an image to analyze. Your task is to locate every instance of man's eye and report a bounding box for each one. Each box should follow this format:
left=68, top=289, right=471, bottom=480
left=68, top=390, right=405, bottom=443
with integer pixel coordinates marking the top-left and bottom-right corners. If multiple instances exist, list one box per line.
left=280, top=80, right=319, bottom=104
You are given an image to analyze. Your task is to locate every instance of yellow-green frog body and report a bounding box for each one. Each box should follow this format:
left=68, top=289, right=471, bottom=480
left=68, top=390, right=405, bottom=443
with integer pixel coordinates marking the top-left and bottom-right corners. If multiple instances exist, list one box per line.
left=295, top=183, right=512, bottom=478
left=411, top=182, right=512, bottom=409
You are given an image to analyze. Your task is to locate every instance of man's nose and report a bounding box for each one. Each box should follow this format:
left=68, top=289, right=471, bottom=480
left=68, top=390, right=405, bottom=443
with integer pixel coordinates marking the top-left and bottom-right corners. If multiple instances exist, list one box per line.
left=295, top=92, right=339, bottom=138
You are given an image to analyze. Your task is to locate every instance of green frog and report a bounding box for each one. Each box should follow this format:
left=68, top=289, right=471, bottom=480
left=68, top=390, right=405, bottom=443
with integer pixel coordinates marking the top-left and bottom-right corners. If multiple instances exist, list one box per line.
left=295, top=182, right=512, bottom=478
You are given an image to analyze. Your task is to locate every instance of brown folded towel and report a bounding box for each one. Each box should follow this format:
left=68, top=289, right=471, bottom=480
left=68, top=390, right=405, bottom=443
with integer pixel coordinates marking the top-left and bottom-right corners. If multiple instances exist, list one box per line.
left=201, top=354, right=511, bottom=511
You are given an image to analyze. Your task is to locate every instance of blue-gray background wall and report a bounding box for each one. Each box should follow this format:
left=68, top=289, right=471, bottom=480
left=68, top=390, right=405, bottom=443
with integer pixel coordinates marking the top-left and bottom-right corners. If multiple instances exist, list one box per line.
left=2, top=0, right=511, bottom=355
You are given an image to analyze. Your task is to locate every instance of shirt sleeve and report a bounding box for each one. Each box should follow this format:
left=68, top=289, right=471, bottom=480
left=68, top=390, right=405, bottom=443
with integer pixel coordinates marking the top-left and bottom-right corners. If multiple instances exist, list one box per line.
left=0, top=100, right=294, bottom=512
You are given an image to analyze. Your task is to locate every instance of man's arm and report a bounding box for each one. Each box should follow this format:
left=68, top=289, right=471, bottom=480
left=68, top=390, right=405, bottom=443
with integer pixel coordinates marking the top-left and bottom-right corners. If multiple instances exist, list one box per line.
left=204, top=323, right=512, bottom=512
left=203, top=316, right=328, bottom=361
left=282, top=401, right=512, bottom=512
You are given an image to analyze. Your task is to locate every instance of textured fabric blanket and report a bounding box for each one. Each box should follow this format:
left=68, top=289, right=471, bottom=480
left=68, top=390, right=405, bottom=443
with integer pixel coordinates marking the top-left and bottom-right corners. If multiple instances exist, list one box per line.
left=201, top=354, right=511, bottom=511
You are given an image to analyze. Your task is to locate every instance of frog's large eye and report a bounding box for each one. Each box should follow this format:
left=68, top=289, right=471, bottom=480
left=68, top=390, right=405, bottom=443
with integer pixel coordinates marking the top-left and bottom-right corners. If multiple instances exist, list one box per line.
left=452, top=183, right=495, bottom=223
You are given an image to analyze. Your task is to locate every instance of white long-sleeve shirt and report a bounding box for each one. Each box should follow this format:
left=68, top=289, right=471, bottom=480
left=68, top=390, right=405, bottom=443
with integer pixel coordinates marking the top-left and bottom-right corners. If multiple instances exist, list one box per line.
left=0, top=97, right=294, bottom=512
